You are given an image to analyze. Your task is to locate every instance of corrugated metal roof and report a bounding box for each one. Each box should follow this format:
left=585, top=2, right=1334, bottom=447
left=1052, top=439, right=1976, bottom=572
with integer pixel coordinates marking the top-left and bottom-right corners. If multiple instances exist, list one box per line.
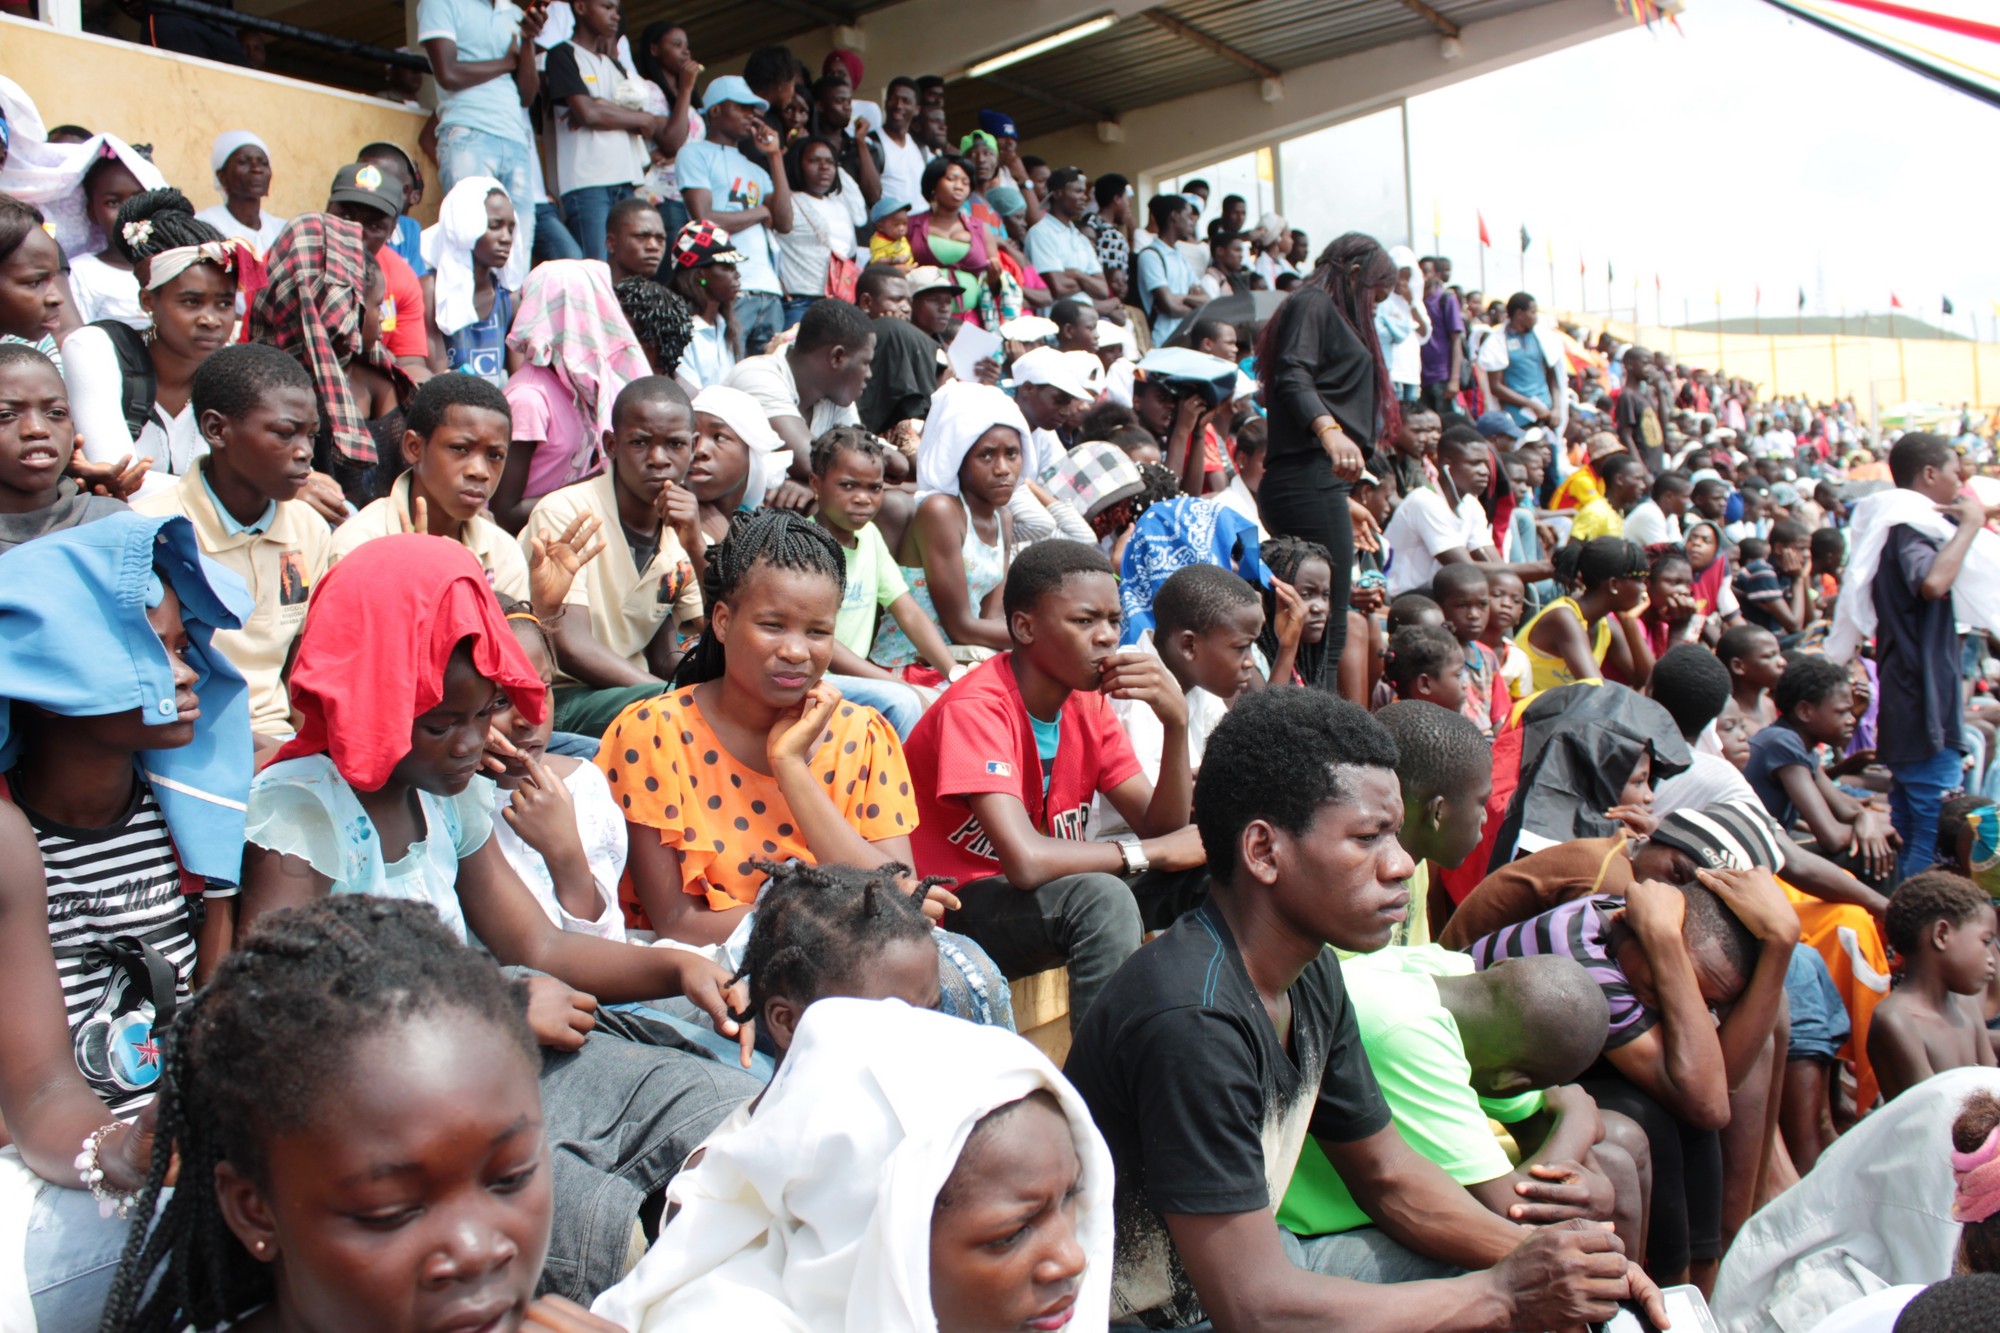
left=952, top=0, right=1567, bottom=140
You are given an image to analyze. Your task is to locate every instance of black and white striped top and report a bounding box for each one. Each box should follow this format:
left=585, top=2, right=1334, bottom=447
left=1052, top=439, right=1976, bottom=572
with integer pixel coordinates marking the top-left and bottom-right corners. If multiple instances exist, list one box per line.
left=28, top=780, right=195, bottom=1117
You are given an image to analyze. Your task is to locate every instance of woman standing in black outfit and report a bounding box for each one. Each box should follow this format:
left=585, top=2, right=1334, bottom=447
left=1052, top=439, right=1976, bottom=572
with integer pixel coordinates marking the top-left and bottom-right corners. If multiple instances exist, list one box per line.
left=1255, top=232, right=1399, bottom=687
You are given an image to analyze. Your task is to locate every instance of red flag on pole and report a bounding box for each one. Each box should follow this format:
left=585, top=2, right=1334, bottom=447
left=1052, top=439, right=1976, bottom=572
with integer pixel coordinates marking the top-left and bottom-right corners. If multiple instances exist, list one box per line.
left=1477, top=212, right=1491, bottom=248
left=1654, top=274, right=1661, bottom=292
left=1891, top=292, right=1905, bottom=309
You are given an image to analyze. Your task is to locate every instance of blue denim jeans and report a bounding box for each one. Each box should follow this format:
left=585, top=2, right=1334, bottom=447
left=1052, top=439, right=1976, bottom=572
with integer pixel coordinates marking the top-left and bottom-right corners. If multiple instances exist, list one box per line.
left=824, top=671, right=926, bottom=738
left=433, top=123, right=537, bottom=263
left=26, top=1177, right=156, bottom=1332
left=561, top=184, right=634, bottom=262
left=735, top=290, right=785, bottom=358
left=781, top=293, right=819, bottom=330
left=533, top=201, right=583, bottom=265
left=1889, top=745, right=1965, bottom=882
left=1117, top=1224, right=1457, bottom=1330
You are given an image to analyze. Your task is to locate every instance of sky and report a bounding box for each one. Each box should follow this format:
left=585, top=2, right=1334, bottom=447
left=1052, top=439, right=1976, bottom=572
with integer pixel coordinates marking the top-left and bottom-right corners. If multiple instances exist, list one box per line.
left=1199, top=0, right=2000, bottom=336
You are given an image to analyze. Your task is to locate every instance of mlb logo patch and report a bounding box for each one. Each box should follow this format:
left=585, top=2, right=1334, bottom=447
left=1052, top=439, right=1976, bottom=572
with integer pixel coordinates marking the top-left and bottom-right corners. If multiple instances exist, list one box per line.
left=985, top=760, right=1015, bottom=777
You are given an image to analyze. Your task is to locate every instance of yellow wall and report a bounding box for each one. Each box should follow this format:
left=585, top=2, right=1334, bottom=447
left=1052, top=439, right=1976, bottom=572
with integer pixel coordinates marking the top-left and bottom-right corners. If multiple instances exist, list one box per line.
left=1589, top=315, right=1999, bottom=420
left=1, top=16, right=433, bottom=224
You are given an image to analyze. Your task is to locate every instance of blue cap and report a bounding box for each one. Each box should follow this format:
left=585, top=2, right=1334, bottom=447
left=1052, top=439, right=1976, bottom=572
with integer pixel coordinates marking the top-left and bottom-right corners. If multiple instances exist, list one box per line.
left=1473, top=410, right=1524, bottom=441
left=979, top=109, right=1018, bottom=140
left=868, top=197, right=912, bottom=225
left=702, top=75, right=770, bottom=113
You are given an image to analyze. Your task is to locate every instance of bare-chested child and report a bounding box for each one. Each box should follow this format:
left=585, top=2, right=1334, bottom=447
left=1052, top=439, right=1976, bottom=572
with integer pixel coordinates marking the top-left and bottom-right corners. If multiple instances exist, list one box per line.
left=1868, top=871, right=1998, bottom=1102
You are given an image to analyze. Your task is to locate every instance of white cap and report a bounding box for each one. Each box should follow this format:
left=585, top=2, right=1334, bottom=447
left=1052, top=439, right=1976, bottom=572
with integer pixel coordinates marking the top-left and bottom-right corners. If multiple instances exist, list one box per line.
left=998, top=314, right=1059, bottom=343
left=1012, top=346, right=1099, bottom=401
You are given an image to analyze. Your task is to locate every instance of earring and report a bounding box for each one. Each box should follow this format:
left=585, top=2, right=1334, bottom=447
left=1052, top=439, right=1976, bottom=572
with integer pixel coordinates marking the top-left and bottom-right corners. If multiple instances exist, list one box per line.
left=142, top=322, right=157, bottom=346
left=253, top=1239, right=268, bottom=1254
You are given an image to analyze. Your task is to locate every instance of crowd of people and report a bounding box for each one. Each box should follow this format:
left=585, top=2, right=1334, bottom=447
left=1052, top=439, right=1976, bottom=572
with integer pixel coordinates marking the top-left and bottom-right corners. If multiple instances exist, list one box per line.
left=3, top=12, right=2000, bottom=1333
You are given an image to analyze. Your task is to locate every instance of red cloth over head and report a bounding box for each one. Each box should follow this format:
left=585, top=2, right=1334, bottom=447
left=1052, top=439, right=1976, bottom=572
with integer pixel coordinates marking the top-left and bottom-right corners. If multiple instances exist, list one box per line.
left=274, top=534, right=547, bottom=791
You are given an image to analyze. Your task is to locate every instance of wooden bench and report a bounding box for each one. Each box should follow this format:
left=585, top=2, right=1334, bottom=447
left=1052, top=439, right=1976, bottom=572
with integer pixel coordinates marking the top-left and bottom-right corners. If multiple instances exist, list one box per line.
left=1010, top=968, right=1071, bottom=1064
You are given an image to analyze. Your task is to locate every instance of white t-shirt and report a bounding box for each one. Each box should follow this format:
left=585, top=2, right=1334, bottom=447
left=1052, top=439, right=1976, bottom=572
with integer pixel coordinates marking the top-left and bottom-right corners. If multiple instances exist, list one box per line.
left=545, top=42, right=652, bottom=194
left=873, top=129, right=930, bottom=212
left=1092, top=630, right=1231, bottom=841
left=1383, top=488, right=1489, bottom=595
left=774, top=189, right=862, bottom=297
left=1622, top=499, right=1683, bottom=548
left=59, top=324, right=201, bottom=499
left=722, top=351, right=860, bottom=490
left=193, top=204, right=288, bottom=258
left=487, top=760, right=628, bottom=940
left=66, top=252, right=145, bottom=329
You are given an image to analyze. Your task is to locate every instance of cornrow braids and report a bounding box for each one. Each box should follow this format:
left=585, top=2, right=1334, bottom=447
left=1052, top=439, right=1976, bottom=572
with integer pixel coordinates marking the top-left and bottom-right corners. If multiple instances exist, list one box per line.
left=808, top=424, right=889, bottom=477
left=727, top=860, right=940, bottom=1024
left=1256, top=533, right=1335, bottom=690
left=670, top=508, right=847, bottom=688
left=615, top=277, right=693, bottom=379
left=110, top=188, right=224, bottom=265
left=100, top=896, right=535, bottom=1333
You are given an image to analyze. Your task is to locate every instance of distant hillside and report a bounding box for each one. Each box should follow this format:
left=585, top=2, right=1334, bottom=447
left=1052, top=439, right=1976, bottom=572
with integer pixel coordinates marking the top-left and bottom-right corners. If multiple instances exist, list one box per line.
left=1675, top=315, right=1966, bottom=341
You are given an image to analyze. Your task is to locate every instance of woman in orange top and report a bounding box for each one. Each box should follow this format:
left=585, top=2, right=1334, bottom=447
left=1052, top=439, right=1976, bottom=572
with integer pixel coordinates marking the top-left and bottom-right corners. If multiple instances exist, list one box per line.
left=600, top=510, right=922, bottom=945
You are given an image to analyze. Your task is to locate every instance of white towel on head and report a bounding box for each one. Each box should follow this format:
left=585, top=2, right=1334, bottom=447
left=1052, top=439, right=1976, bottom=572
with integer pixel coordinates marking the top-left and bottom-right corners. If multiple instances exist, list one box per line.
left=208, top=129, right=269, bottom=193
left=692, top=384, right=782, bottom=507
left=421, top=176, right=532, bottom=336
left=592, top=998, right=1115, bottom=1333
left=1823, top=486, right=2000, bottom=663
left=915, top=380, right=1030, bottom=499
left=0, top=127, right=164, bottom=260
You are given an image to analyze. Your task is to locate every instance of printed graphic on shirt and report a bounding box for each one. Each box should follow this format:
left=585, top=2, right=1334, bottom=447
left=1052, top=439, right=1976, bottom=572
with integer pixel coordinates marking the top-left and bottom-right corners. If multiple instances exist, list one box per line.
left=723, top=174, right=764, bottom=212
left=278, top=549, right=311, bottom=605
left=654, top=558, right=695, bottom=605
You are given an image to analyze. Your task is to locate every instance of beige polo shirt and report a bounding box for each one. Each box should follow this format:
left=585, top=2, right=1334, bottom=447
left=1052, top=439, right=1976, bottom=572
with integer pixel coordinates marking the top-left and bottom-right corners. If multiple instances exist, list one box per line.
left=331, top=472, right=530, bottom=604
left=520, top=472, right=703, bottom=681
left=135, top=467, right=332, bottom=735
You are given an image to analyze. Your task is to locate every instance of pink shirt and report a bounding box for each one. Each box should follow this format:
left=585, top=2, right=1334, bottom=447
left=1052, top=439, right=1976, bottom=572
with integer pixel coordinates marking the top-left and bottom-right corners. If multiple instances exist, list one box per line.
left=504, top=364, right=601, bottom=501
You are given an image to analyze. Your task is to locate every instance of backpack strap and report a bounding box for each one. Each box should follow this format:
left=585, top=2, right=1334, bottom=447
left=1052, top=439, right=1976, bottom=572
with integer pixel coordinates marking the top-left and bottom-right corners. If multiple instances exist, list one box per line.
left=93, top=320, right=158, bottom=443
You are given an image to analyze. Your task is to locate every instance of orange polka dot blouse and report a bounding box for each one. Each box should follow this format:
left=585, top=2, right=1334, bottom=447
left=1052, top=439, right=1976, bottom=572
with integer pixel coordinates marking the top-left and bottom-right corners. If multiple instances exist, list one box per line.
left=598, top=688, right=920, bottom=923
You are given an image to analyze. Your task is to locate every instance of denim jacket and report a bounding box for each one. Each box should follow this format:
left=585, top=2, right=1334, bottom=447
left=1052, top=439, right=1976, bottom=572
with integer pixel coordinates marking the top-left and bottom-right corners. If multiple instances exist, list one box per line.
left=0, top=512, right=253, bottom=882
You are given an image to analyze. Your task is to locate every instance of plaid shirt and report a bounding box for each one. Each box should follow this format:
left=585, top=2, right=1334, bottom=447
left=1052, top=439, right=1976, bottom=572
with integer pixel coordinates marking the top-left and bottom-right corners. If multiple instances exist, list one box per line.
left=248, top=214, right=406, bottom=466
left=1082, top=212, right=1129, bottom=277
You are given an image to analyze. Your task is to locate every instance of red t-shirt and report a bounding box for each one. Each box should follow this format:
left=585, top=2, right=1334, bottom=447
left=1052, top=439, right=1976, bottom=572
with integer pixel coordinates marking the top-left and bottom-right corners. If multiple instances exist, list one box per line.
left=377, top=244, right=428, bottom=362
left=904, top=653, right=1142, bottom=886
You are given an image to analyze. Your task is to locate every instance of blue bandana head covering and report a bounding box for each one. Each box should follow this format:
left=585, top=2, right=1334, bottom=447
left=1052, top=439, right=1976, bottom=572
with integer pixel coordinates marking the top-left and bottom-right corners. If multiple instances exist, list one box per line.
left=0, top=513, right=253, bottom=881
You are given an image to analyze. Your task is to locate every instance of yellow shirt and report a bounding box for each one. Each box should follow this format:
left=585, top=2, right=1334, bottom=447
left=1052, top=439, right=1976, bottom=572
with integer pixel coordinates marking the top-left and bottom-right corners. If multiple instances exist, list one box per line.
left=1514, top=595, right=1611, bottom=696
left=330, top=472, right=529, bottom=604
left=1567, top=497, right=1624, bottom=543
left=135, top=468, right=332, bottom=735
left=519, top=473, right=703, bottom=682
left=1552, top=466, right=1602, bottom=512
left=869, top=234, right=913, bottom=266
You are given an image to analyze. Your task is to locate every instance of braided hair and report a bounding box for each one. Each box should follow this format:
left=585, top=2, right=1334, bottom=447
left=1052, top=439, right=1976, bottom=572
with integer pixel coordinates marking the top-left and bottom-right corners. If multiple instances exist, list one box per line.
left=669, top=508, right=847, bottom=688
left=728, top=860, right=939, bottom=1027
left=109, top=187, right=224, bottom=265
left=1256, top=534, right=1336, bottom=690
left=100, top=896, right=535, bottom=1333
left=615, top=276, right=693, bottom=379
left=1551, top=535, right=1650, bottom=593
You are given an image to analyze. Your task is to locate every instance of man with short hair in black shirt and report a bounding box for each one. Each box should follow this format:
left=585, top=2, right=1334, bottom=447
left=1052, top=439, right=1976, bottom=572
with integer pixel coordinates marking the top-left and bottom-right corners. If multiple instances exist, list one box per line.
left=1064, top=688, right=1666, bottom=1332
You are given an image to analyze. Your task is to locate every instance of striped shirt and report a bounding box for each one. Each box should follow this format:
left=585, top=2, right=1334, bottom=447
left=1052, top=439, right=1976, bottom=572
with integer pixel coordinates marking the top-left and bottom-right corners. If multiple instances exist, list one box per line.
left=1468, top=895, right=1656, bottom=1050
left=29, top=781, right=194, bottom=1116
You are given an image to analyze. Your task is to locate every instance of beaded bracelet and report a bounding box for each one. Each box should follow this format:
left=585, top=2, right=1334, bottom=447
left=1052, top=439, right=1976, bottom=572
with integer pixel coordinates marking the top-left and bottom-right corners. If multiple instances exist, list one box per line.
left=74, top=1122, right=138, bottom=1220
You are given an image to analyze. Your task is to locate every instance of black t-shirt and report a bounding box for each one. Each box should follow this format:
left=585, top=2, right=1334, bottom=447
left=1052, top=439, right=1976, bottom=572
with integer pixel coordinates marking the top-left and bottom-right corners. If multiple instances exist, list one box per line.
left=1260, top=286, right=1380, bottom=467
left=1064, top=901, right=1390, bottom=1328
left=1616, top=383, right=1665, bottom=472
left=1874, top=523, right=1965, bottom=766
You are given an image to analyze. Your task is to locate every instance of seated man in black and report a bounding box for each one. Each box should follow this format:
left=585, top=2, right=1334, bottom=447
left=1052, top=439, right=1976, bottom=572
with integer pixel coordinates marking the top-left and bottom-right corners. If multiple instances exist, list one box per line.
left=1064, top=687, right=1665, bottom=1332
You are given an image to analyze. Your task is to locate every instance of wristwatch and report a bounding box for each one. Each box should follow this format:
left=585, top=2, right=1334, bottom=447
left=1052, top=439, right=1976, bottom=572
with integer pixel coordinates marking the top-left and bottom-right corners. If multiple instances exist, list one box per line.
left=1116, top=837, right=1149, bottom=877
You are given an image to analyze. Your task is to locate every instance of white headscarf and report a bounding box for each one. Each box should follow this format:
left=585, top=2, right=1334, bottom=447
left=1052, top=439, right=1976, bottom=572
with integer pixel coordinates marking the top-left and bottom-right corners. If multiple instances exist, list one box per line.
left=0, top=79, right=165, bottom=259
left=593, top=998, right=1115, bottom=1333
left=421, top=176, right=532, bottom=335
left=915, top=381, right=1030, bottom=499
left=693, top=384, right=782, bottom=508
left=208, top=129, right=269, bottom=194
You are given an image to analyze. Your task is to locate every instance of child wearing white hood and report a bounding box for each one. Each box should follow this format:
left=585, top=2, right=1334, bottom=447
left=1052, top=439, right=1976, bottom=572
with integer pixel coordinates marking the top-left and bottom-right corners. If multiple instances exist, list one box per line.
left=595, top=998, right=1114, bottom=1333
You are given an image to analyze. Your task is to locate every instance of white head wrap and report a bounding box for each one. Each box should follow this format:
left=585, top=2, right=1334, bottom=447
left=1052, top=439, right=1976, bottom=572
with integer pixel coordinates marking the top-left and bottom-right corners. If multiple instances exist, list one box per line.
left=421, top=176, right=533, bottom=335
left=593, top=998, right=1115, bottom=1333
left=692, top=384, right=782, bottom=507
left=915, top=381, right=1030, bottom=499
left=208, top=130, right=270, bottom=194
left=0, top=80, right=165, bottom=259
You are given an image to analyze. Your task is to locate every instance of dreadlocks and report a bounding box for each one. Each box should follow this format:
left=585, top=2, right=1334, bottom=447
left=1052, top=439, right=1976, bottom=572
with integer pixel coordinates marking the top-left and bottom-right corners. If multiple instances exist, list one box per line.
left=100, top=896, right=535, bottom=1333
left=1256, top=533, right=1336, bottom=690
left=670, top=508, right=847, bottom=688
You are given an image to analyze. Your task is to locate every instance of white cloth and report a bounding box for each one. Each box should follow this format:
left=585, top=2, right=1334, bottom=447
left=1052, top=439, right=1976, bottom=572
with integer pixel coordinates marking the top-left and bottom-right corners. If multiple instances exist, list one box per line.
left=1216, top=474, right=1269, bottom=541
left=1381, top=289, right=1424, bottom=389
left=423, top=175, right=533, bottom=335
left=207, top=129, right=267, bottom=193
left=691, top=383, right=780, bottom=504
left=0, top=1149, right=37, bottom=1333
left=1653, top=753, right=1764, bottom=822
left=0, top=118, right=164, bottom=260
left=915, top=381, right=1030, bottom=499
left=1093, top=630, right=1229, bottom=841
left=64, top=252, right=144, bottom=329
left=1824, top=487, right=2000, bottom=663
left=872, top=130, right=931, bottom=216
left=593, top=997, right=1115, bottom=1333
left=487, top=760, right=627, bottom=940
left=1622, top=499, right=1682, bottom=548
left=1710, top=1066, right=2000, bottom=1333
left=1383, top=488, right=1489, bottom=596
left=192, top=205, right=287, bottom=259
left=1801, top=1287, right=1925, bottom=1333
left=59, top=324, right=200, bottom=498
